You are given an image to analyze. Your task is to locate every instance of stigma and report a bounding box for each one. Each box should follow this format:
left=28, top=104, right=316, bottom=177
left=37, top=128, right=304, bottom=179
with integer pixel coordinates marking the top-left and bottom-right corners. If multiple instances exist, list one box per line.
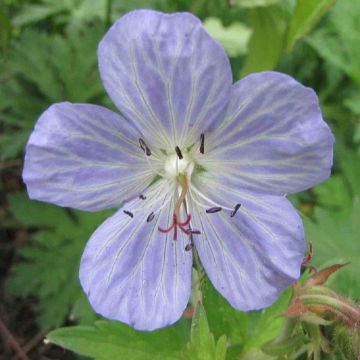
left=158, top=169, right=192, bottom=241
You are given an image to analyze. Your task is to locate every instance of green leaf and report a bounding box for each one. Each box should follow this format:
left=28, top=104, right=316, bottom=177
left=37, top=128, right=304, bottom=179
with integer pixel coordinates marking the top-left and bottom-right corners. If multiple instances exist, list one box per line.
left=8, top=192, right=73, bottom=230
left=0, top=6, right=12, bottom=53
left=306, top=0, right=360, bottom=85
left=70, top=293, right=98, bottom=325
left=215, top=335, right=227, bottom=360
left=312, top=176, right=352, bottom=219
left=203, top=17, right=252, bottom=57
left=189, top=302, right=215, bottom=358
left=344, top=91, right=360, bottom=116
left=6, top=193, right=113, bottom=328
left=286, top=0, right=336, bottom=51
left=12, top=2, right=68, bottom=26
left=262, top=331, right=304, bottom=357
left=203, top=278, right=290, bottom=359
left=0, top=23, right=105, bottom=160
left=304, top=199, right=360, bottom=299
left=203, top=279, right=248, bottom=347
left=11, top=0, right=161, bottom=29
left=241, top=5, right=287, bottom=75
left=47, top=320, right=186, bottom=360
left=0, top=130, right=30, bottom=160
left=187, top=302, right=225, bottom=360
left=244, top=289, right=291, bottom=352
left=336, top=145, right=360, bottom=198
left=237, top=350, right=275, bottom=359
left=235, top=0, right=281, bottom=8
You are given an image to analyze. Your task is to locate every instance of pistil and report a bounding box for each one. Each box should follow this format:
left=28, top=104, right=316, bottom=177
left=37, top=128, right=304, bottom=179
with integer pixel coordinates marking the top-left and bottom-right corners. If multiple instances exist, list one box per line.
left=174, top=174, right=188, bottom=219
left=158, top=174, right=192, bottom=240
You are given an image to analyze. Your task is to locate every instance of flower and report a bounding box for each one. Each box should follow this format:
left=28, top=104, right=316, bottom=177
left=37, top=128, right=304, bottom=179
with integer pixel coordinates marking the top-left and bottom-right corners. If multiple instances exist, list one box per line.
left=23, top=10, right=334, bottom=331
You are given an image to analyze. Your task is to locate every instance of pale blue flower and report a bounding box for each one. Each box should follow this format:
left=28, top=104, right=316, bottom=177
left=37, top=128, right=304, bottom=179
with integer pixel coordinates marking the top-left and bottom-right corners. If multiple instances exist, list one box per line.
left=23, top=10, right=334, bottom=330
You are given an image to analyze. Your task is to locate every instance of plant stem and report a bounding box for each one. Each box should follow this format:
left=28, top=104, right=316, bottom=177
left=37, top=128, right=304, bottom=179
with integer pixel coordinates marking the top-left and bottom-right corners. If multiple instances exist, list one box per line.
left=105, top=0, right=112, bottom=28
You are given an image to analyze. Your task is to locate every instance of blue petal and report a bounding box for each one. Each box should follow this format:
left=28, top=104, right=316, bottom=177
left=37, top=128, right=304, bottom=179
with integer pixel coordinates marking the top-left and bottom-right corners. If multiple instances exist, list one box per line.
left=98, top=10, right=232, bottom=148
left=201, top=71, right=334, bottom=195
left=188, top=176, right=305, bottom=310
left=79, top=182, right=192, bottom=330
left=23, top=102, right=153, bottom=211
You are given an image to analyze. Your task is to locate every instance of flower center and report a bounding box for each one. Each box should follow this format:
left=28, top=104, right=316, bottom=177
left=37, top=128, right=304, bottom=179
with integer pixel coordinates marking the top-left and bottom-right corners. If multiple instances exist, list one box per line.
left=163, top=152, right=194, bottom=179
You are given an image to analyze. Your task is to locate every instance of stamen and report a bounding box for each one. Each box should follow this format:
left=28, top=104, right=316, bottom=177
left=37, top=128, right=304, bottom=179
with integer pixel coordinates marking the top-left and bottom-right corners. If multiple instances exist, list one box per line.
left=139, top=138, right=151, bottom=156
left=129, top=183, right=173, bottom=214
left=147, top=212, right=155, bottom=222
left=189, top=184, right=234, bottom=211
left=191, top=230, right=201, bottom=235
left=139, top=194, right=146, bottom=200
left=175, top=146, right=183, bottom=159
left=123, top=210, right=134, bottom=218
left=200, top=133, right=205, bottom=154
left=230, top=203, right=241, bottom=217
left=145, top=155, right=166, bottom=177
left=206, top=207, right=222, bottom=214
left=185, top=243, right=193, bottom=251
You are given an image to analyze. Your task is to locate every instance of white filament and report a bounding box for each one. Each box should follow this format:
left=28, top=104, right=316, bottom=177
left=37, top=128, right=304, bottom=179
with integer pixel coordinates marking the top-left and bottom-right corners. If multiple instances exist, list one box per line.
left=189, top=183, right=233, bottom=211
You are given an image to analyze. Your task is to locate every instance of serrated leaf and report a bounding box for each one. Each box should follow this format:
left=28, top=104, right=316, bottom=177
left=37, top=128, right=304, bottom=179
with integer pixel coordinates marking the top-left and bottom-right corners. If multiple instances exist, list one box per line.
left=262, top=333, right=304, bottom=356
left=12, top=2, right=68, bottom=26
left=244, top=289, right=292, bottom=351
left=8, top=192, right=73, bottom=229
left=203, top=279, right=248, bottom=346
left=237, top=349, right=275, bottom=359
left=47, top=320, right=186, bottom=360
left=304, top=199, right=360, bottom=299
left=344, top=91, right=360, bottom=116
left=306, top=0, right=360, bottom=85
left=0, top=130, right=30, bottom=160
left=70, top=293, right=98, bottom=325
left=286, top=0, right=336, bottom=51
left=0, top=24, right=104, bottom=160
left=335, top=145, right=360, bottom=198
left=241, top=5, right=287, bottom=75
left=203, top=17, right=252, bottom=57
left=6, top=193, right=112, bottom=328
left=187, top=302, right=218, bottom=360
left=312, top=176, right=352, bottom=219
left=203, top=277, right=290, bottom=356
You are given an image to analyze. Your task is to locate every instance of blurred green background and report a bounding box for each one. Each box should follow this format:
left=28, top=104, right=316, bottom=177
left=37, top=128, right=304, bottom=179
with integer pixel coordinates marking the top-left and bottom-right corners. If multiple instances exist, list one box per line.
left=0, top=0, right=359, bottom=359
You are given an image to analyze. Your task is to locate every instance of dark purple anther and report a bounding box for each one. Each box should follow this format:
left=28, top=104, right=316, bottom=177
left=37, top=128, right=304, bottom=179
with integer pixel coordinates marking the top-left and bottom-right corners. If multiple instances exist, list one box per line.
left=191, top=230, right=201, bottom=235
left=123, top=210, right=134, bottom=218
left=185, top=243, right=193, bottom=251
left=175, top=146, right=183, bottom=159
left=139, top=138, right=151, bottom=156
left=200, top=133, right=205, bottom=154
left=230, top=204, right=241, bottom=217
left=206, top=207, right=222, bottom=214
left=147, top=212, right=155, bottom=222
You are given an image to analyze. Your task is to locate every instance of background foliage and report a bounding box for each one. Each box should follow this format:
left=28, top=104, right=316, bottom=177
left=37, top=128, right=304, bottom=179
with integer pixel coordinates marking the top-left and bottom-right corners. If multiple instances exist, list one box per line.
left=1, top=0, right=359, bottom=359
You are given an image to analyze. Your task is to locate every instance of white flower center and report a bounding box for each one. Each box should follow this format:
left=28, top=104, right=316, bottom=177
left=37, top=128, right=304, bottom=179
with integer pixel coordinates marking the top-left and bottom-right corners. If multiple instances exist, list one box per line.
left=163, top=153, right=194, bottom=179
